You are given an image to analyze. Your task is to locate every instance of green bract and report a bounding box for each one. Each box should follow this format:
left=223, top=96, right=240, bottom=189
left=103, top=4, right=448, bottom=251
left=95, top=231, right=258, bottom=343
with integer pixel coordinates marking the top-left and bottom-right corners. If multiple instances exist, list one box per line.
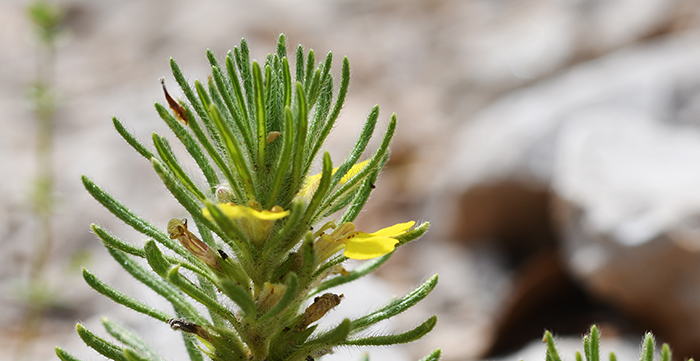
left=57, top=35, right=438, bottom=361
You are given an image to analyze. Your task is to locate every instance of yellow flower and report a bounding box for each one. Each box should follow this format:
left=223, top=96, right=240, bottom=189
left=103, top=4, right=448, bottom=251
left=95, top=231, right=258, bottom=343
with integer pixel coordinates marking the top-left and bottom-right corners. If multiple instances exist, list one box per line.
left=297, top=160, right=369, bottom=202
left=316, top=220, right=415, bottom=260
left=203, top=203, right=289, bottom=245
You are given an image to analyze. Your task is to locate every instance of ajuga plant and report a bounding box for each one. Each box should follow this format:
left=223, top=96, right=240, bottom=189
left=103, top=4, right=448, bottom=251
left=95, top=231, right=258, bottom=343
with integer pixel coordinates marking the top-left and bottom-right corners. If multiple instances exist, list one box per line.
left=54, top=34, right=440, bottom=361
left=544, top=326, right=694, bottom=361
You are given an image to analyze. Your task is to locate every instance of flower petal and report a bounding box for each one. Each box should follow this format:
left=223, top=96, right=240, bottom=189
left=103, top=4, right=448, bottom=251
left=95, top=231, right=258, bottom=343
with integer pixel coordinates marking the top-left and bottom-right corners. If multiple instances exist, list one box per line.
left=370, top=221, right=415, bottom=238
left=339, top=160, right=369, bottom=184
left=343, top=234, right=398, bottom=260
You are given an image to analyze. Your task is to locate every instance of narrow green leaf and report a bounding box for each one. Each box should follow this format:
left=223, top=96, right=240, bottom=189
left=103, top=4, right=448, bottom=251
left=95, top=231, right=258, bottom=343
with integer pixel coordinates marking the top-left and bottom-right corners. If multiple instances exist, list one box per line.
left=290, top=82, right=308, bottom=195
left=234, top=39, right=255, bottom=124
left=331, top=105, right=379, bottom=188
left=92, top=224, right=145, bottom=257
left=193, top=80, right=220, bottom=144
left=544, top=331, right=562, bottom=361
left=343, top=316, right=436, bottom=346
left=181, top=103, right=245, bottom=202
left=112, top=116, right=154, bottom=160
left=418, top=349, right=442, bottom=361
left=660, top=344, right=672, bottom=361
left=304, top=49, right=315, bottom=91
left=155, top=102, right=219, bottom=189
left=208, top=104, right=256, bottom=200
left=219, top=279, right=256, bottom=318
left=297, top=234, right=318, bottom=288
left=301, top=152, right=332, bottom=230
left=317, top=115, right=396, bottom=221
left=311, top=252, right=391, bottom=296
left=287, top=319, right=351, bottom=361
left=93, top=224, right=211, bottom=282
left=263, top=200, right=304, bottom=262
left=589, top=325, right=600, bottom=361
left=282, top=57, right=292, bottom=108
left=152, top=133, right=207, bottom=201
left=102, top=318, right=163, bottom=361
left=123, top=348, right=149, bottom=361
left=81, top=176, right=184, bottom=257
left=211, top=65, right=252, bottom=154
left=107, top=248, right=208, bottom=326
left=82, top=268, right=171, bottom=322
left=308, top=57, right=349, bottom=163
left=339, top=169, right=379, bottom=223
left=167, top=266, right=240, bottom=327
left=265, top=106, right=294, bottom=208
left=350, top=274, right=438, bottom=331
left=170, top=58, right=207, bottom=123
left=76, top=323, right=128, bottom=361
left=609, top=352, right=617, bottom=361
left=55, top=347, right=84, bottom=361
left=225, top=54, right=251, bottom=131
left=252, top=61, right=267, bottom=169
left=640, top=333, right=655, bottom=361
left=143, top=240, right=171, bottom=277
left=397, top=221, right=430, bottom=246
left=295, top=44, right=305, bottom=84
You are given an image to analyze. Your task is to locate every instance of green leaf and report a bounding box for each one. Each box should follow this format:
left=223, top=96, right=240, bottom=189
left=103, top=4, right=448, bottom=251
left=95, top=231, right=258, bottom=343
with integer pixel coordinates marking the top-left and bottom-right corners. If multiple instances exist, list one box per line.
left=152, top=133, right=207, bottom=201
left=225, top=54, right=251, bottom=128
left=286, top=319, right=351, bottom=361
left=82, top=268, right=171, bottom=322
left=167, top=266, right=240, bottom=327
left=290, top=82, right=309, bottom=196
left=208, top=103, right=255, bottom=200
left=252, top=61, right=267, bottom=169
left=640, top=333, right=655, bottom=361
left=55, top=347, right=84, bottom=361
left=339, top=169, right=379, bottom=223
left=123, top=348, right=150, bottom=361
left=81, top=176, right=185, bottom=258
left=265, top=106, right=294, bottom=208
left=544, top=331, right=562, bottom=361
left=143, top=240, right=171, bottom=278
left=588, top=325, right=600, bottom=361
left=107, top=248, right=208, bottom=326
left=317, top=114, right=396, bottom=222
left=343, top=315, right=436, bottom=346
left=154, top=102, right=219, bottom=189
left=219, top=279, right=256, bottom=318
left=76, top=323, right=128, bottom=361
left=330, top=105, right=379, bottom=188
left=308, top=57, right=349, bottom=164
left=397, top=221, right=430, bottom=246
left=350, top=274, right=438, bottom=331
left=102, top=317, right=163, bottom=361
left=91, top=224, right=145, bottom=258
left=660, top=344, right=672, bottom=361
left=418, top=349, right=442, bottom=361
left=112, top=116, right=154, bottom=160
left=311, top=252, right=391, bottom=296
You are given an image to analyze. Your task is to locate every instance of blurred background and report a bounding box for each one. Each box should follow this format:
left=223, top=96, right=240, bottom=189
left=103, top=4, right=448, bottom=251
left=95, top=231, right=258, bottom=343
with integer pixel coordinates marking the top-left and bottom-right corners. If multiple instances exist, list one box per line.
left=4, top=0, right=700, bottom=360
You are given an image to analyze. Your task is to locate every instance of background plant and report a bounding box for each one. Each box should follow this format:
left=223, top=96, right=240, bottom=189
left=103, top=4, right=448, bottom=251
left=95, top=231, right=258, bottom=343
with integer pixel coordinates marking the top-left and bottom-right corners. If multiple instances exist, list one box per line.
left=544, top=326, right=694, bottom=361
left=55, top=34, right=440, bottom=361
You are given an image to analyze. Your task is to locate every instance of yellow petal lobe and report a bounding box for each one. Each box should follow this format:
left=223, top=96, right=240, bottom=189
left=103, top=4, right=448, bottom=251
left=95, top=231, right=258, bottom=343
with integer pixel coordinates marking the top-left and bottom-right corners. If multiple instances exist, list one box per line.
left=343, top=234, right=399, bottom=260
left=370, top=221, right=415, bottom=238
